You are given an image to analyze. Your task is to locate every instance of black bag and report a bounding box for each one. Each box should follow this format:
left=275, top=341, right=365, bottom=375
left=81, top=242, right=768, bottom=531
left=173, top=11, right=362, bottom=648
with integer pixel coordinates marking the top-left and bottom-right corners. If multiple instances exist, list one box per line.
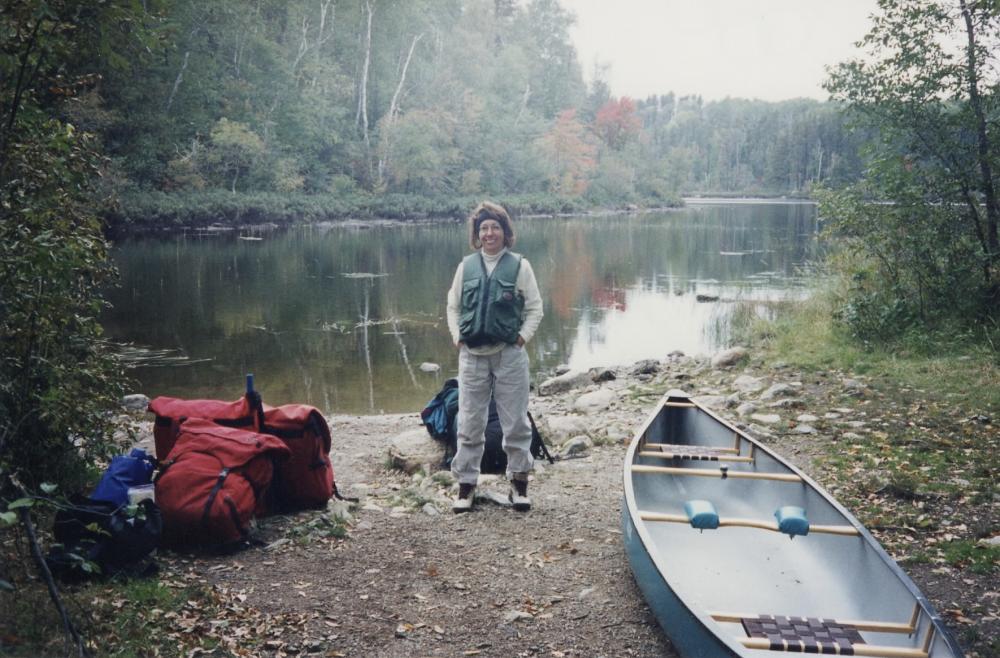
left=435, top=399, right=554, bottom=474
left=46, top=496, right=162, bottom=581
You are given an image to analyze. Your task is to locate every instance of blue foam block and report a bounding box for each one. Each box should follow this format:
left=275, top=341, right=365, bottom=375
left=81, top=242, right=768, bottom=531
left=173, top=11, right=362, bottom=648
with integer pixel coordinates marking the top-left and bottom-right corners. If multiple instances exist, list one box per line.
left=684, top=499, right=720, bottom=530
left=775, top=506, right=810, bottom=537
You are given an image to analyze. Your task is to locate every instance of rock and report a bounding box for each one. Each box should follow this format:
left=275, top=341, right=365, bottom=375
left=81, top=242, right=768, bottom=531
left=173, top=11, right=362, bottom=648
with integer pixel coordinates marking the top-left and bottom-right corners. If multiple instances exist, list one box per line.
left=422, top=503, right=440, bottom=516
left=766, top=398, right=805, bottom=409
left=327, top=499, right=353, bottom=522
left=796, top=414, right=819, bottom=423
left=981, top=535, right=1000, bottom=547
left=842, top=378, right=865, bottom=392
left=736, top=402, right=758, bottom=417
left=711, top=347, right=747, bottom=368
left=561, top=435, right=593, bottom=457
left=844, top=421, right=866, bottom=429
left=589, top=367, right=617, bottom=383
left=554, top=363, right=571, bottom=375
left=693, top=395, right=727, bottom=409
left=538, top=370, right=591, bottom=396
left=725, top=393, right=741, bottom=408
left=666, top=350, right=685, bottom=359
left=696, top=294, right=720, bottom=302
left=794, top=424, right=816, bottom=434
left=387, top=428, right=443, bottom=474
left=842, top=432, right=863, bottom=440
left=477, top=489, right=512, bottom=507
left=732, top=375, right=765, bottom=393
left=750, top=413, right=782, bottom=425
left=544, top=415, right=591, bottom=441
left=574, top=389, right=616, bottom=414
left=631, top=359, right=660, bottom=375
left=418, top=362, right=440, bottom=373
left=503, top=610, right=534, bottom=623
left=760, top=383, right=795, bottom=400
left=823, top=412, right=841, bottom=419
left=122, top=393, right=150, bottom=412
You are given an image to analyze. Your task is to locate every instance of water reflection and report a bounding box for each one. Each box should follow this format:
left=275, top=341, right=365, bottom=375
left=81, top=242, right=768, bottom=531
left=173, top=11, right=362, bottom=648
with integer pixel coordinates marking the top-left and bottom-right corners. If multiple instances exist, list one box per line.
left=103, top=203, right=817, bottom=414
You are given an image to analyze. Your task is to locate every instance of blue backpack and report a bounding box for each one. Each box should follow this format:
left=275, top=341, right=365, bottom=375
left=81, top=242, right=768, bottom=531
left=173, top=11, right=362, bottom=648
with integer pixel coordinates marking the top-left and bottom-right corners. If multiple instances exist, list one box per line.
left=91, top=448, right=156, bottom=508
left=420, top=378, right=459, bottom=439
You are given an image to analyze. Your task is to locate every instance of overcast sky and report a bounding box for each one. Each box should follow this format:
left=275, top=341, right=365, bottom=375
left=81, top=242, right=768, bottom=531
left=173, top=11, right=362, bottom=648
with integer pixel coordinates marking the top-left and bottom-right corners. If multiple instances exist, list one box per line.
left=560, top=0, right=879, bottom=102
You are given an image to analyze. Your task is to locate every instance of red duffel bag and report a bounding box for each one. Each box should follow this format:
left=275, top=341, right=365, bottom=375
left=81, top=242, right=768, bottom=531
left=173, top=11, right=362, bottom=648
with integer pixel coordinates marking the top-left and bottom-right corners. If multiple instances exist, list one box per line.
left=149, top=396, right=255, bottom=461
left=155, top=418, right=290, bottom=546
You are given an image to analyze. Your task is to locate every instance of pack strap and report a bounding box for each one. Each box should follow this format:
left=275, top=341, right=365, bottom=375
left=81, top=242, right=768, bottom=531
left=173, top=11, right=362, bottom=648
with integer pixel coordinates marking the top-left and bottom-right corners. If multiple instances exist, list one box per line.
left=332, top=482, right=359, bottom=502
left=527, top=412, right=555, bottom=464
left=202, top=467, right=230, bottom=527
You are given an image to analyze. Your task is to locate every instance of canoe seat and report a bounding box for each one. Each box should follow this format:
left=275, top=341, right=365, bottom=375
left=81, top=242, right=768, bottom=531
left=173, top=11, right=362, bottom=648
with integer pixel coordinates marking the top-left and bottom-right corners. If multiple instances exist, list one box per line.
left=742, top=615, right=866, bottom=655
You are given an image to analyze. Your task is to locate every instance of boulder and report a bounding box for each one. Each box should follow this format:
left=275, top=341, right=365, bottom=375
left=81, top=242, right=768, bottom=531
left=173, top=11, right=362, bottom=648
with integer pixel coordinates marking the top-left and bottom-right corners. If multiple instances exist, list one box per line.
left=736, top=402, right=758, bottom=417
left=794, top=424, right=817, bottom=434
left=693, top=395, right=727, bottom=409
left=589, top=367, right=617, bottom=383
left=631, top=359, right=660, bottom=375
left=732, top=375, right=765, bottom=393
left=750, top=413, right=782, bottom=425
left=538, top=370, right=591, bottom=396
left=387, top=428, right=443, bottom=474
left=711, top=347, right=747, bottom=368
left=760, top=383, right=796, bottom=400
left=766, top=398, right=805, bottom=409
left=561, top=435, right=593, bottom=457
left=796, top=413, right=819, bottom=423
left=122, top=393, right=150, bottom=412
left=543, top=415, right=592, bottom=441
left=573, top=389, right=616, bottom=414
left=419, top=362, right=441, bottom=373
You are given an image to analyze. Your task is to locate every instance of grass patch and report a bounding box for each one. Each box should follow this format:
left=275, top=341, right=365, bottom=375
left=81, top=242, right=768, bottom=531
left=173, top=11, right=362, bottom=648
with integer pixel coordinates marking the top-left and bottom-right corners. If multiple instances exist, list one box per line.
left=939, top=540, right=1000, bottom=574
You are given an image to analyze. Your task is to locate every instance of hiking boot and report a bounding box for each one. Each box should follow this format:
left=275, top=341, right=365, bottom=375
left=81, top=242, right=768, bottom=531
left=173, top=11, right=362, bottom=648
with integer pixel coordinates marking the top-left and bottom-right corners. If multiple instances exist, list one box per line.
left=452, top=483, right=476, bottom=513
left=509, top=474, right=531, bottom=512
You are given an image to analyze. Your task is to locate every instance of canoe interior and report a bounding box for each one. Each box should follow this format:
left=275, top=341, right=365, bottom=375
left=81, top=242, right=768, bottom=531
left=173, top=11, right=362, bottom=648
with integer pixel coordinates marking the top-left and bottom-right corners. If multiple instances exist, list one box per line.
left=624, top=394, right=964, bottom=658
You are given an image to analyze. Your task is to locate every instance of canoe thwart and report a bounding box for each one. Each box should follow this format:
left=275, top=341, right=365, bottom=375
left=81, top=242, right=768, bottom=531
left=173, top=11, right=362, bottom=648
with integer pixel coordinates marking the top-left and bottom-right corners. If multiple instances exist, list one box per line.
left=640, top=503, right=861, bottom=538
left=638, top=448, right=753, bottom=463
left=643, top=441, right=739, bottom=454
left=631, top=463, right=803, bottom=483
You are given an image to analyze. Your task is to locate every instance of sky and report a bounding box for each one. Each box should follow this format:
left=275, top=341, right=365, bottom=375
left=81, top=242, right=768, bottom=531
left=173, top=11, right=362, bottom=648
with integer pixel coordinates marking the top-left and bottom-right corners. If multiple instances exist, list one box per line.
left=560, top=0, right=880, bottom=102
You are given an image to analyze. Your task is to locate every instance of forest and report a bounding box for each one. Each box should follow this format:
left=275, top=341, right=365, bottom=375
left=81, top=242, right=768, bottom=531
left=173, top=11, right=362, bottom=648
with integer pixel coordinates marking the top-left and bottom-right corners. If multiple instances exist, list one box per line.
left=10, top=0, right=870, bottom=226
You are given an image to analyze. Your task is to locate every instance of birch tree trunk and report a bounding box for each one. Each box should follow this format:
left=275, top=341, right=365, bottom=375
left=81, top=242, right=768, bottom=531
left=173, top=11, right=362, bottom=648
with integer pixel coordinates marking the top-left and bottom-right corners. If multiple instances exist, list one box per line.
left=377, top=32, right=423, bottom=187
left=165, top=50, right=190, bottom=115
left=355, top=0, right=375, bottom=183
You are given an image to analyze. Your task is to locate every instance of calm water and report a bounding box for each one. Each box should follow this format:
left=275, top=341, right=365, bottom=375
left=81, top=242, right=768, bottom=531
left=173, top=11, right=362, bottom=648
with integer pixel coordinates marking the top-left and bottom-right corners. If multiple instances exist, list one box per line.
left=103, top=201, right=818, bottom=414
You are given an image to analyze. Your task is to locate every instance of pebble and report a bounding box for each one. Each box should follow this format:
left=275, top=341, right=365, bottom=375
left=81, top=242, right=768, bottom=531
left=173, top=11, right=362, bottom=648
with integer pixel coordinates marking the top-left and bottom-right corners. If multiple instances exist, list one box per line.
left=796, top=414, right=819, bottom=423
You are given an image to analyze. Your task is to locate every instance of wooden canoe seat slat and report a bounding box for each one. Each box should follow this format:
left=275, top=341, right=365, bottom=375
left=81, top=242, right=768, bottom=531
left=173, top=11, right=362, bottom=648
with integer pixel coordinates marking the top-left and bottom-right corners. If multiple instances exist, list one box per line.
left=643, top=441, right=739, bottom=454
left=710, top=605, right=920, bottom=634
left=630, top=464, right=802, bottom=483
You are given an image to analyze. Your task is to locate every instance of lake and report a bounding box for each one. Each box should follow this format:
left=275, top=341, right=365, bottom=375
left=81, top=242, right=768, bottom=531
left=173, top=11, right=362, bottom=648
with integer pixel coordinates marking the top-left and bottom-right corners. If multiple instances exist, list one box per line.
left=103, top=201, right=818, bottom=414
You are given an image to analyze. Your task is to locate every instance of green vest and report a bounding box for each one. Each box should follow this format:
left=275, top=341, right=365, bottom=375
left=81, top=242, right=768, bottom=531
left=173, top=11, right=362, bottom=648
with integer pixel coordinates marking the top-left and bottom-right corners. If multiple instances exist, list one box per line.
left=458, top=251, right=525, bottom=347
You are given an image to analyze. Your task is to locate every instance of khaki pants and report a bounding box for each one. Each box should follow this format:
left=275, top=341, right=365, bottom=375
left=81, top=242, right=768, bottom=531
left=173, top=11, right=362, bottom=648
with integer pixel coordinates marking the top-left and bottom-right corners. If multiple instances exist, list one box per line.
left=452, top=343, right=533, bottom=484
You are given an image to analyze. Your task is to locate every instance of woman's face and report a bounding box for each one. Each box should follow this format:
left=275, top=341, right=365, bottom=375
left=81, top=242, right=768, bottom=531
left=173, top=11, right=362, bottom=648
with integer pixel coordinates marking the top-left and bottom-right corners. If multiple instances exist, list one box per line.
left=478, top=219, right=505, bottom=255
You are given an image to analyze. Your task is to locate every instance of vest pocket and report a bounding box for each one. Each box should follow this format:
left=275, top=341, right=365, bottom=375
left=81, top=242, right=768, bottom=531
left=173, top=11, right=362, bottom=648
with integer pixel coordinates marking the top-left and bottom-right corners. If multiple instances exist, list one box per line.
left=458, top=278, right=480, bottom=336
left=490, top=278, right=523, bottom=340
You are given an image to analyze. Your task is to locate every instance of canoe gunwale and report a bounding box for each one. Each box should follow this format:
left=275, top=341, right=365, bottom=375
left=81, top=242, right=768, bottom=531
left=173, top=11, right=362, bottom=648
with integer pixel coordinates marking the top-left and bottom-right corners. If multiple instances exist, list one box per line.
left=621, top=390, right=966, bottom=658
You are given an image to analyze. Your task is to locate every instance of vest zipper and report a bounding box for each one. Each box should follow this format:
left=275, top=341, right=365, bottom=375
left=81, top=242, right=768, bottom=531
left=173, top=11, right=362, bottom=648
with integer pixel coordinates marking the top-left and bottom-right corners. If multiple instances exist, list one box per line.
left=476, top=253, right=492, bottom=339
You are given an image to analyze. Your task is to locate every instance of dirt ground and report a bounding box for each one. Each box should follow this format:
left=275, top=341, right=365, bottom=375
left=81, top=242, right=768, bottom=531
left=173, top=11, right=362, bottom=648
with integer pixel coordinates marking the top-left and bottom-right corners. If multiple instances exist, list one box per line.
left=104, top=357, right=997, bottom=658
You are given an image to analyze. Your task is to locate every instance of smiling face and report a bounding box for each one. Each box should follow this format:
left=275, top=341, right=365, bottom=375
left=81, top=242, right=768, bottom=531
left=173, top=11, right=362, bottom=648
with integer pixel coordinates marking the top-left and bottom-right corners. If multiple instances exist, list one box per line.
left=478, top=218, right=506, bottom=255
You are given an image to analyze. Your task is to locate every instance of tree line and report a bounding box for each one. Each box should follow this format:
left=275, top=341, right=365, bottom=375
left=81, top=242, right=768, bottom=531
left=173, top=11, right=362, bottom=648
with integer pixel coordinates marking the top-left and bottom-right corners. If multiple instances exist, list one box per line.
left=25, top=0, right=871, bottom=226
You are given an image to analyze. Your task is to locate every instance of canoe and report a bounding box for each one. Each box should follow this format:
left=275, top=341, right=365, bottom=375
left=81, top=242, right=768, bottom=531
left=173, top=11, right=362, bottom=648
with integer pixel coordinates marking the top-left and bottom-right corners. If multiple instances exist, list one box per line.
left=622, top=390, right=965, bottom=658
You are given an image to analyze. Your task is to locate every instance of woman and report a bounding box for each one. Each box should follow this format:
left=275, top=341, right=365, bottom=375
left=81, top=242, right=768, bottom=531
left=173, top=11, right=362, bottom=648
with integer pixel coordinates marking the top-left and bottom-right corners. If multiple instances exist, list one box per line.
left=445, top=201, right=543, bottom=513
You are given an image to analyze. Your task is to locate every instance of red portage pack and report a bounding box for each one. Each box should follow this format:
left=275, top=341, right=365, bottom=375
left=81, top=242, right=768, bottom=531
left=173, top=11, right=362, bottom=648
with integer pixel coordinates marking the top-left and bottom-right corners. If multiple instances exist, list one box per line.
left=262, top=404, right=336, bottom=510
left=148, top=396, right=339, bottom=510
left=149, top=396, right=255, bottom=461
left=155, top=418, right=290, bottom=546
